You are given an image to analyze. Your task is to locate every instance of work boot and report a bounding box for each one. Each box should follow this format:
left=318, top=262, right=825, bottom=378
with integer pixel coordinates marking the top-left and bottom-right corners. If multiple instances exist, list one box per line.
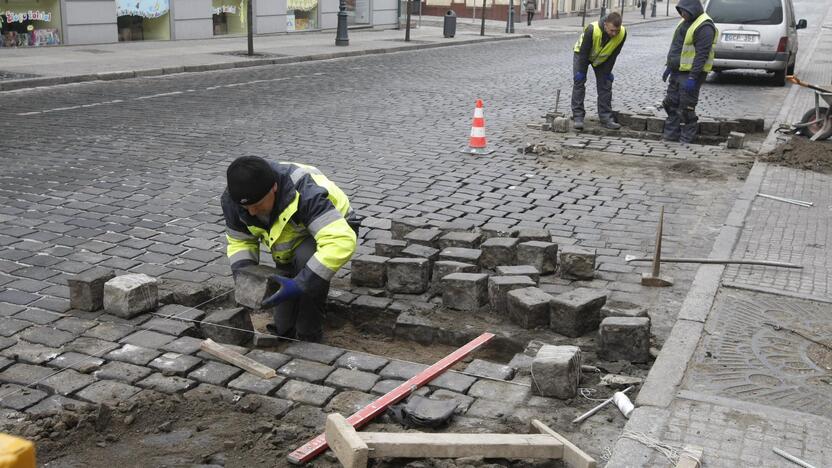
left=601, top=120, right=621, bottom=130
left=573, top=118, right=584, bottom=130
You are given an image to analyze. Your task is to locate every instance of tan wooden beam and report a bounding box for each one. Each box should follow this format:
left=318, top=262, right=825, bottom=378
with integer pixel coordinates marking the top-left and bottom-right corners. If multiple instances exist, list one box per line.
left=358, top=433, right=563, bottom=459
left=531, top=419, right=597, bottom=468
left=325, top=414, right=369, bottom=468
left=199, top=338, right=276, bottom=379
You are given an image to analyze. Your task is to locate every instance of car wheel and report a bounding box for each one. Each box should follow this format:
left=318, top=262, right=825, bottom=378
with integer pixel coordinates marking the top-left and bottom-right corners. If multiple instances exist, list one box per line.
left=798, top=107, right=830, bottom=139
left=773, top=67, right=787, bottom=87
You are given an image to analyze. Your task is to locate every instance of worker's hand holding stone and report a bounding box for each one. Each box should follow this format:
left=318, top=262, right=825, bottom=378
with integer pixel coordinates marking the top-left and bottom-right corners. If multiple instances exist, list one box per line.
left=262, top=275, right=303, bottom=307
left=662, top=67, right=672, bottom=82
left=574, top=72, right=586, bottom=82
left=682, top=77, right=697, bottom=93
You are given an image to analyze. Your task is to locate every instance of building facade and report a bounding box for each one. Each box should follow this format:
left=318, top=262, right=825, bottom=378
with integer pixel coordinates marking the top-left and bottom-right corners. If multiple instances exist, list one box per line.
left=1, top=0, right=398, bottom=46
left=422, top=0, right=641, bottom=22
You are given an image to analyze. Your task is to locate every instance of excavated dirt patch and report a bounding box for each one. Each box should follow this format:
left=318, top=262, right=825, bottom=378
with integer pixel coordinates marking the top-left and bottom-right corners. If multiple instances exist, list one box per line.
left=760, top=137, right=832, bottom=173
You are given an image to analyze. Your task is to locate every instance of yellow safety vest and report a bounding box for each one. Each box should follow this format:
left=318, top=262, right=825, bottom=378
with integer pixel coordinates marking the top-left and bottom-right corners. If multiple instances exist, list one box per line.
left=677, top=13, right=718, bottom=72
left=573, top=21, right=626, bottom=68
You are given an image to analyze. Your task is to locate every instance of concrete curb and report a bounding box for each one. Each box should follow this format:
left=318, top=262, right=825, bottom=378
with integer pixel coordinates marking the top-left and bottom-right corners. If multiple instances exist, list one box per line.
left=0, top=34, right=530, bottom=92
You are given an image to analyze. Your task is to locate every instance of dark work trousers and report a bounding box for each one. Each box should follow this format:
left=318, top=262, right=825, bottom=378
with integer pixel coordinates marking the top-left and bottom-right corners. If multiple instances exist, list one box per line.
left=273, top=236, right=327, bottom=342
left=662, top=71, right=705, bottom=143
left=571, top=53, right=614, bottom=123
left=527, top=11, right=534, bottom=25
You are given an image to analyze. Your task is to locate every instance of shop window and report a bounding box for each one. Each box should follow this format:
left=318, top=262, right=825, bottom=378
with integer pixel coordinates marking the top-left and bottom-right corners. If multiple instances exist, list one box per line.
left=0, top=0, right=61, bottom=47
left=117, top=0, right=171, bottom=41
left=212, top=0, right=245, bottom=35
left=287, top=0, right=317, bottom=31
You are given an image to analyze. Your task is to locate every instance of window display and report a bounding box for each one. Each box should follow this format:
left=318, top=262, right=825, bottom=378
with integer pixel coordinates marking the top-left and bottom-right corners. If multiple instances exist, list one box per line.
left=287, top=0, right=317, bottom=30
left=212, top=0, right=245, bottom=35
left=117, top=0, right=171, bottom=41
left=0, top=0, right=62, bottom=47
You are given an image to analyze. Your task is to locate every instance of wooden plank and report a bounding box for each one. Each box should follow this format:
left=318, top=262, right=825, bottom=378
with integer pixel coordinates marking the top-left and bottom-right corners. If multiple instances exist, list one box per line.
left=531, top=419, right=597, bottom=468
left=199, top=338, right=276, bottom=379
left=675, top=445, right=703, bottom=468
left=325, top=414, right=369, bottom=468
left=360, top=433, right=563, bottom=459
left=287, top=332, right=495, bottom=464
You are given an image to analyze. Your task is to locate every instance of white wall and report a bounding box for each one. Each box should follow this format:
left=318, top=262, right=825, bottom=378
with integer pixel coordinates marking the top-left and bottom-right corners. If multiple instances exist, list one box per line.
left=372, top=0, right=397, bottom=26
left=63, top=0, right=118, bottom=44
left=255, top=0, right=287, bottom=33
left=319, top=0, right=338, bottom=29
left=173, top=0, right=213, bottom=38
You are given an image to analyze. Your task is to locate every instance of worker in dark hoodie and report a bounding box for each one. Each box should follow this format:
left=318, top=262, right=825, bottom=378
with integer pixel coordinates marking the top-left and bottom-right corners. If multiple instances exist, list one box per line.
left=661, top=0, right=717, bottom=143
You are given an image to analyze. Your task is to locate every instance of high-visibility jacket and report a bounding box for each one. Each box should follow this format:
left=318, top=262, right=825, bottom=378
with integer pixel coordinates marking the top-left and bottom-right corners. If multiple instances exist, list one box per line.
left=221, top=161, right=357, bottom=293
left=676, top=13, right=717, bottom=72
left=573, top=21, right=626, bottom=68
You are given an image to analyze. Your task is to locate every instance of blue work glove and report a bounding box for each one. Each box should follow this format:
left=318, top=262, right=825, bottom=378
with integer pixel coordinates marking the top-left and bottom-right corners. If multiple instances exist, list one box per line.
left=683, top=77, right=697, bottom=93
left=574, top=71, right=586, bottom=82
left=261, top=275, right=302, bottom=308
left=662, top=67, right=672, bottom=82
left=605, top=72, right=614, bottom=82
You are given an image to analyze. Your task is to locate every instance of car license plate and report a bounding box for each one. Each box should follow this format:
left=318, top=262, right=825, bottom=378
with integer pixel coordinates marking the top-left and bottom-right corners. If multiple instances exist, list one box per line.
left=724, top=33, right=758, bottom=43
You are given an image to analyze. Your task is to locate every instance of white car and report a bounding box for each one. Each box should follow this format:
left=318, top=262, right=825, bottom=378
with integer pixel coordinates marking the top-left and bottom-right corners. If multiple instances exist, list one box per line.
left=705, top=0, right=807, bottom=86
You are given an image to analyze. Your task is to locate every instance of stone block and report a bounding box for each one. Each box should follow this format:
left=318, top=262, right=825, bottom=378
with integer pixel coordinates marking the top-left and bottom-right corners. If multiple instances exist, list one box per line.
left=616, top=112, right=633, bottom=127
left=507, top=287, right=554, bottom=329
left=184, top=384, right=237, bottom=403
left=351, top=296, right=395, bottom=335
left=442, top=273, right=489, bottom=311
left=698, top=118, right=721, bottom=136
left=103, top=274, right=158, bottom=318
left=335, top=352, right=389, bottom=373
left=105, top=344, right=162, bottom=366
left=380, top=360, right=426, bottom=380
left=276, top=380, right=335, bottom=406
left=26, top=395, right=91, bottom=417
left=233, top=264, right=279, bottom=309
left=599, top=317, right=651, bottom=363
left=246, top=350, right=293, bottom=370
left=531, top=345, right=581, bottom=399
left=495, top=265, right=540, bottom=284
left=278, top=359, right=335, bottom=384
left=20, top=326, right=77, bottom=348
left=202, top=308, right=253, bottom=346
left=512, top=228, right=550, bottom=243
left=395, top=312, right=435, bottom=345
left=374, top=239, right=407, bottom=258
left=350, top=255, right=389, bottom=288
left=68, top=268, right=115, bottom=311
left=438, top=248, right=482, bottom=266
left=95, top=361, right=152, bottom=384
left=400, top=244, right=440, bottom=263
left=430, top=389, right=475, bottom=413
left=158, top=279, right=211, bottom=307
left=75, top=380, right=141, bottom=404
left=391, top=218, right=427, bottom=240
left=228, top=373, right=286, bottom=395
left=2, top=342, right=61, bottom=365
left=434, top=220, right=476, bottom=234
left=553, top=117, right=569, bottom=132
left=47, top=353, right=104, bottom=374
left=237, top=394, right=294, bottom=417
left=253, top=333, right=280, bottom=348
left=735, top=118, right=757, bottom=134
left=516, top=241, right=558, bottom=274
left=480, top=224, right=515, bottom=240
left=508, top=353, right=533, bottom=376
left=148, top=353, right=203, bottom=376
left=466, top=398, right=517, bottom=419
left=727, top=131, right=745, bottom=149
left=143, top=315, right=199, bottom=338
left=404, top=228, right=442, bottom=248
left=0, top=318, right=32, bottom=337
left=487, top=275, right=536, bottom=314
left=325, top=391, right=377, bottom=415
left=432, top=261, right=478, bottom=284
left=39, top=369, right=95, bottom=396
left=464, top=359, right=515, bottom=381
left=65, top=337, right=120, bottom=357
left=558, top=246, right=596, bottom=280
left=626, top=115, right=647, bottom=131
left=431, top=371, right=477, bottom=393
left=601, top=302, right=649, bottom=321
left=283, top=342, right=345, bottom=365
left=549, top=288, right=607, bottom=337
left=438, top=232, right=482, bottom=250
left=480, top=237, right=518, bottom=269
left=370, top=379, right=429, bottom=396
left=0, top=383, right=47, bottom=410
left=0, top=363, right=54, bottom=387
left=468, top=380, right=530, bottom=404
left=162, top=336, right=204, bottom=355
left=83, top=323, right=133, bottom=342
left=646, top=117, right=665, bottom=133
left=719, top=119, right=740, bottom=136
left=136, top=373, right=197, bottom=394
left=324, top=368, right=380, bottom=392
left=386, top=258, right=430, bottom=294
left=188, top=361, right=242, bottom=386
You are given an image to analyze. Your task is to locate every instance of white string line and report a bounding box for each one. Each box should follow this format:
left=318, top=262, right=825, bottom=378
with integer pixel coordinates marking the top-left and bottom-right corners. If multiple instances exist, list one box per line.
left=0, top=288, right=235, bottom=403
left=619, top=430, right=702, bottom=466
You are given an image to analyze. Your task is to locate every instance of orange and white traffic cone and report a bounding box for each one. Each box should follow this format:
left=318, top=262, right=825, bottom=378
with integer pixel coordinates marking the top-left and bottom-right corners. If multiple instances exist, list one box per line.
left=462, top=99, right=494, bottom=155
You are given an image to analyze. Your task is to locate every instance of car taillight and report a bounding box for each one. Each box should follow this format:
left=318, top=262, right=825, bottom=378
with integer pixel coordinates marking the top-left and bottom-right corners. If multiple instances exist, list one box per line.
left=777, top=36, right=788, bottom=52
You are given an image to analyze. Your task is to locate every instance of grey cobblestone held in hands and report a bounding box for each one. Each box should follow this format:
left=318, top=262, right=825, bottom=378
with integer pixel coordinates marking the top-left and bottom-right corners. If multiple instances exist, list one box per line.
left=336, top=0, right=349, bottom=46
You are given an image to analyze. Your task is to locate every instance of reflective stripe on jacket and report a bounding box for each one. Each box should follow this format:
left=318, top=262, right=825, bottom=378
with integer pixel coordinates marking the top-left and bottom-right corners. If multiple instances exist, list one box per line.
left=573, top=21, right=626, bottom=68
left=677, top=14, right=717, bottom=72
left=222, top=161, right=357, bottom=293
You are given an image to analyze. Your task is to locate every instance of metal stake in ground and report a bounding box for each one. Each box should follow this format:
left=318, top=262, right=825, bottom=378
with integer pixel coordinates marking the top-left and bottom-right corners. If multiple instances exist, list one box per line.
left=641, top=206, right=673, bottom=287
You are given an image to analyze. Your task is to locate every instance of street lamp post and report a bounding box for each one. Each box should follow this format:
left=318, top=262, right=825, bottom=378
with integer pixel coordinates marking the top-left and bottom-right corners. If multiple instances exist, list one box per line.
left=506, top=0, right=515, bottom=33
left=599, top=0, right=606, bottom=20
left=246, top=0, right=254, bottom=55
left=335, top=0, right=349, bottom=45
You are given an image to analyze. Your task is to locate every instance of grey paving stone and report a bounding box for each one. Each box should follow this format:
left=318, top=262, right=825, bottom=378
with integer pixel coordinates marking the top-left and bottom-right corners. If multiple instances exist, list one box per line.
left=236, top=394, right=294, bottom=417
left=0, top=356, right=14, bottom=371
left=65, top=337, right=120, bottom=356
left=380, top=360, right=428, bottom=380
left=507, top=287, right=553, bottom=329
left=0, top=337, right=14, bottom=352
left=136, top=373, right=198, bottom=394
left=400, top=244, right=440, bottom=262
left=324, top=390, right=377, bottom=415
left=374, top=239, right=408, bottom=258
left=512, top=228, right=550, bottom=243
left=480, top=237, right=519, bottom=269
left=335, top=352, right=389, bottom=373
left=0, top=318, right=33, bottom=337
left=466, top=398, right=517, bottom=419
left=105, top=344, right=163, bottom=366
left=438, top=247, right=482, bottom=265
left=324, top=367, right=379, bottom=392
left=53, top=317, right=97, bottom=335
left=351, top=295, right=395, bottom=335
left=83, top=322, right=134, bottom=342
left=350, top=255, right=389, bottom=288
left=14, top=308, right=62, bottom=324
left=370, top=379, right=429, bottom=396
left=26, top=395, right=91, bottom=417
left=404, top=228, right=442, bottom=248
left=432, top=261, right=478, bottom=285
left=487, top=275, right=536, bottom=314
left=149, top=352, right=203, bottom=376
left=20, top=326, right=77, bottom=348
left=245, top=350, right=293, bottom=370
left=391, top=218, right=427, bottom=240
left=39, top=369, right=95, bottom=396
left=95, top=361, right=153, bottom=384
left=549, top=288, right=607, bottom=338
left=438, top=231, right=482, bottom=249
left=67, top=267, right=115, bottom=311
left=157, top=280, right=212, bottom=307
left=558, top=246, right=596, bottom=280
left=531, top=345, right=581, bottom=399
left=142, top=316, right=199, bottom=338
left=75, top=380, right=141, bottom=404
left=228, top=373, right=286, bottom=395
left=495, top=265, right=540, bottom=284
left=430, top=389, right=475, bottom=414
left=275, top=380, right=335, bottom=407
left=184, top=384, right=238, bottom=404
left=0, top=383, right=48, bottom=410
left=464, top=359, right=515, bottom=381
left=1, top=342, right=61, bottom=365
left=233, top=264, right=280, bottom=309
left=386, top=257, right=430, bottom=294
left=162, top=336, right=205, bottom=355
left=442, top=273, right=489, bottom=311
left=283, top=341, right=345, bottom=365
left=120, top=331, right=176, bottom=349
left=599, top=317, right=651, bottom=363
left=277, top=359, right=335, bottom=384
left=202, top=308, right=253, bottom=346
left=467, top=380, right=530, bottom=404
left=188, top=361, right=242, bottom=386
left=48, top=352, right=105, bottom=374
left=103, top=274, right=158, bottom=318
left=431, top=371, right=477, bottom=394
left=394, top=312, right=435, bottom=345
left=0, top=363, right=54, bottom=386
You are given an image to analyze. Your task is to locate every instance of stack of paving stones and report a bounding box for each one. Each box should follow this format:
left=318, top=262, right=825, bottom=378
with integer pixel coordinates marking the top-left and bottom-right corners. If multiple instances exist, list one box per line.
left=0, top=266, right=576, bottom=424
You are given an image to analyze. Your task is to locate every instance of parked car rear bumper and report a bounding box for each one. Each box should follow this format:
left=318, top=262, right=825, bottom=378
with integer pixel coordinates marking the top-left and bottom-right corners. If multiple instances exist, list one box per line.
left=713, top=52, right=789, bottom=71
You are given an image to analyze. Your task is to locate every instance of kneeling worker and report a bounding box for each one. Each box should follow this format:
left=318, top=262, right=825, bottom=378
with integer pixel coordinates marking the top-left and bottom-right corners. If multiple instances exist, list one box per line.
left=571, top=12, right=626, bottom=130
left=222, top=156, right=358, bottom=343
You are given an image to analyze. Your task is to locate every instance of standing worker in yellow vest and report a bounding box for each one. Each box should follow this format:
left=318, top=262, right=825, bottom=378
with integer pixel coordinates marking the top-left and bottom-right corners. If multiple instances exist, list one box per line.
left=661, top=0, right=717, bottom=143
left=571, top=12, right=626, bottom=130
left=222, top=156, right=359, bottom=343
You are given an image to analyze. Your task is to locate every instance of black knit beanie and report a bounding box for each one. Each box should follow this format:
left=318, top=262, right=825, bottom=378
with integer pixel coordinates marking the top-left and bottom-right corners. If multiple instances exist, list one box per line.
left=226, top=156, right=276, bottom=205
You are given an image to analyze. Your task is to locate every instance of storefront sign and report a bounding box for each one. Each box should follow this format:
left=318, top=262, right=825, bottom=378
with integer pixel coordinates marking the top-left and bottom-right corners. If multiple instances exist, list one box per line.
left=2, top=10, right=52, bottom=24
left=116, top=0, right=170, bottom=18
left=212, top=5, right=237, bottom=15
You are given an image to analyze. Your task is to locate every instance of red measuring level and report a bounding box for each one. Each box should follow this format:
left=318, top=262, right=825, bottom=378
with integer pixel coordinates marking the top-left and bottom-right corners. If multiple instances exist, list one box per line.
left=287, top=332, right=495, bottom=464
